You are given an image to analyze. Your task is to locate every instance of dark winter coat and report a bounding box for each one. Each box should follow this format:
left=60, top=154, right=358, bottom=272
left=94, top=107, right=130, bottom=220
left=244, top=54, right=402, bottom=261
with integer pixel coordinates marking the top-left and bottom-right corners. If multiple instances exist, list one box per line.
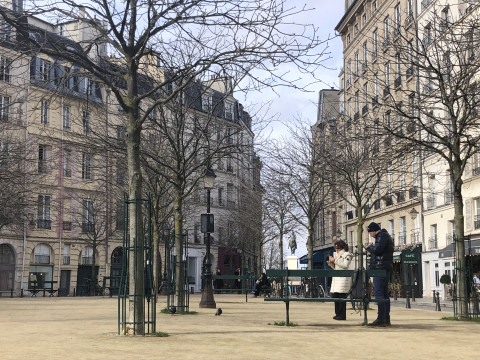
left=366, top=229, right=394, bottom=272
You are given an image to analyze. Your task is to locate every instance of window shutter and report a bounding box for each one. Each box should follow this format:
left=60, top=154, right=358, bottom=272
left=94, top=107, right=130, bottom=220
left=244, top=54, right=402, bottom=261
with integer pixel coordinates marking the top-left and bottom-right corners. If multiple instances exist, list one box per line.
left=465, top=197, right=472, bottom=232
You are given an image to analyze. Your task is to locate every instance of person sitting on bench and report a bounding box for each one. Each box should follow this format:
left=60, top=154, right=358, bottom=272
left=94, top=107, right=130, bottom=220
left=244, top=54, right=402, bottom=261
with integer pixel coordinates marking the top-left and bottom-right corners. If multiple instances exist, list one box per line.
left=253, top=273, right=270, bottom=297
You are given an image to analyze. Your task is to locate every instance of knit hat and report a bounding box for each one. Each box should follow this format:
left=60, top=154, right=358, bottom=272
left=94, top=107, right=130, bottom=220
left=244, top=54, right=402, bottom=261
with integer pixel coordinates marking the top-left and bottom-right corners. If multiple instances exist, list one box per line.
left=367, top=222, right=381, bottom=232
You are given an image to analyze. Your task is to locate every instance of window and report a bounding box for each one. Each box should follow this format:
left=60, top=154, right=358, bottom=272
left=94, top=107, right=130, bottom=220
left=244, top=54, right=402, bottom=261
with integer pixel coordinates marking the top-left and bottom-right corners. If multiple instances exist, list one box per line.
left=395, top=53, right=401, bottom=88
left=362, top=13, right=367, bottom=27
left=385, top=62, right=390, bottom=89
left=347, top=33, right=351, bottom=45
left=0, top=21, right=12, bottom=41
left=0, top=95, right=9, bottom=121
left=40, top=100, right=49, bottom=125
left=38, top=144, right=49, bottom=173
left=225, top=102, right=233, bottom=120
left=372, top=0, right=377, bottom=12
left=37, top=195, right=51, bottom=229
left=424, top=23, right=432, bottom=47
left=388, top=220, right=395, bottom=244
left=399, top=217, right=406, bottom=245
left=218, top=187, right=223, bottom=206
left=394, top=3, right=401, bottom=35
left=430, top=224, right=438, bottom=249
left=82, top=153, right=91, bottom=179
left=34, top=244, right=50, bottom=264
left=227, top=183, right=235, bottom=207
left=406, top=0, right=413, bottom=25
left=0, top=56, right=11, bottom=82
left=355, top=51, right=359, bottom=77
left=363, top=41, right=368, bottom=70
left=202, top=95, right=210, bottom=112
left=63, top=245, right=70, bottom=265
left=62, top=105, right=70, bottom=129
left=81, top=247, right=93, bottom=265
left=82, top=199, right=94, bottom=233
left=39, top=59, right=51, bottom=82
left=63, top=150, right=71, bottom=177
left=82, top=110, right=90, bottom=135
left=384, top=16, right=390, bottom=43
left=373, top=28, right=378, bottom=60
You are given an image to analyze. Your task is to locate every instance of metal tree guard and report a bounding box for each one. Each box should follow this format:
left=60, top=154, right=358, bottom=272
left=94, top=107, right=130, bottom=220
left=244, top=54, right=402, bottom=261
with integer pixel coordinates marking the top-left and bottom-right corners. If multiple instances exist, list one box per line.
left=118, top=194, right=156, bottom=335
left=452, top=235, right=479, bottom=319
left=166, top=231, right=190, bottom=313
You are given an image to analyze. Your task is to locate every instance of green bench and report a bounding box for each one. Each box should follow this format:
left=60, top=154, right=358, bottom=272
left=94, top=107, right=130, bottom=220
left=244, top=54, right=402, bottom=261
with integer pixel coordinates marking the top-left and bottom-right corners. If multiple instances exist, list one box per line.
left=265, top=269, right=388, bottom=325
left=212, top=275, right=258, bottom=302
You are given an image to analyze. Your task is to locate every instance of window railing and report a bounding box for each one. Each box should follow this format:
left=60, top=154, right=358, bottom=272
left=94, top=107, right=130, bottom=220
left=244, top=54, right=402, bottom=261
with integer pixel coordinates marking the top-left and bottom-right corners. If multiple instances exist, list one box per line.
left=396, top=190, right=406, bottom=203
left=82, top=222, right=95, bottom=233
left=428, top=236, right=438, bottom=250
left=394, top=76, right=402, bottom=89
left=34, top=255, right=50, bottom=264
left=384, top=195, right=393, bottom=206
left=445, top=233, right=454, bottom=245
left=63, top=221, right=72, bottom=231
left=444, top=191, right=454, bottom=205
left=362, top=104, right=368, bottom=115
left=373, top=199, right=381, bottom=210
left=398, top=231, right=407, bottom=245
left=37, top=219, right=51, bottom=229
left=411, top=231, right=420, bottom=244
left=81, top=257, right=93, bottom=265
left=475, top=215, right=480, bottom=230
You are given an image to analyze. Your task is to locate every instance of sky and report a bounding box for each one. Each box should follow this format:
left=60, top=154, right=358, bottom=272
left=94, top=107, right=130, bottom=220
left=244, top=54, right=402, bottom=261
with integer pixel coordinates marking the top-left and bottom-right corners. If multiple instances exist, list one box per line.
left=250, top=2, right=345, bottom=260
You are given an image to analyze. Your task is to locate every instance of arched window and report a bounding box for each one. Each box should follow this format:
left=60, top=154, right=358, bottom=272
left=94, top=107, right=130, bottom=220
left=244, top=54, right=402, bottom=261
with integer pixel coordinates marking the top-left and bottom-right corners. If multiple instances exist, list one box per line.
left=0, top=244, right=15, bottom=290
left=34, top=244, right=50, bottom=264
left=81, top=247, right=93, bottom=265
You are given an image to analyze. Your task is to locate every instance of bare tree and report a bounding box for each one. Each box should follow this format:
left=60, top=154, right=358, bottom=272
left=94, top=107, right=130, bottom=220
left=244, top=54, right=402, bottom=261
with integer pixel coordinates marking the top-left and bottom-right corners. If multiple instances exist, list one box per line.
left=261, top=164, right=298, bottom=271
left=0, top=0, right=328, bottom=333
left=365, top=6, right=480, bottom=318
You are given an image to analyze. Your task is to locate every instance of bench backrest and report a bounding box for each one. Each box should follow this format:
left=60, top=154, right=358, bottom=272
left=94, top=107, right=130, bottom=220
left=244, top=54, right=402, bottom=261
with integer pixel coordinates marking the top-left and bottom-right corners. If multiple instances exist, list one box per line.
left=265, top=269, right=386, bottom=278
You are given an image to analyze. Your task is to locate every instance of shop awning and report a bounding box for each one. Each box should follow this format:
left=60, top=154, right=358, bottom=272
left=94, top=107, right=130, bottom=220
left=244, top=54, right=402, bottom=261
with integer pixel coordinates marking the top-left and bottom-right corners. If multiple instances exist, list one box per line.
left=393, top=251, right=401, bottom=262
left=299, top=247, right=334, bottom=265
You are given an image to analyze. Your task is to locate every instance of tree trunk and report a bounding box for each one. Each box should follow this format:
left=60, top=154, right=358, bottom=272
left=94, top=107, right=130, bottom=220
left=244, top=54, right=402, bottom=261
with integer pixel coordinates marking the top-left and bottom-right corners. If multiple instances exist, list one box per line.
left=356, top=206, right=365, bottom=270
left=279, top=233, right=284, bottom=270
left=174, top=191, right=185, bottom=309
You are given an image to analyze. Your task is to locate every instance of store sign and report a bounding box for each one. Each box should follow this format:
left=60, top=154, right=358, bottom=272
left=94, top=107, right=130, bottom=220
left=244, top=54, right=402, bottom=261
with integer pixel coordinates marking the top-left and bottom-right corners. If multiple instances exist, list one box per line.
left=402, top=250, right=419, bottom=264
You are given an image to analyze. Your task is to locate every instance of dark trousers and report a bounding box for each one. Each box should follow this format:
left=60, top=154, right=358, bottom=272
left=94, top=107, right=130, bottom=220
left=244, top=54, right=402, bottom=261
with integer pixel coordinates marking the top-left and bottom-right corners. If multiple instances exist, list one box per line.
left=373, top=271, right=391, bottom=320
left=331, top=292, right=347, bottom=319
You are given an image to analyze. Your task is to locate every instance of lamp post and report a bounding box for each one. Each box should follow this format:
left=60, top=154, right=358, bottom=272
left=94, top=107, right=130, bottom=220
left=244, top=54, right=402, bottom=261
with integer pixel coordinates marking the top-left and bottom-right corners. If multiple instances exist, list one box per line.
left=199, top=169, right=216, bottom=308
left=161, top=224, right=171, bottom=295
left=409, top=208, right=419, bottom=220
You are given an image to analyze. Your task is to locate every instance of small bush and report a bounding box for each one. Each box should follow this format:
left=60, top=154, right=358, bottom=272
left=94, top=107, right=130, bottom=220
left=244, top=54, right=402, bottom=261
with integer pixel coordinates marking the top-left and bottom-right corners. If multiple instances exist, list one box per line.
left=272, top=320, right=298, bottom=327
left=442, top=316, right=480, bottom=322
left=150, top=331, right=169, bottom=337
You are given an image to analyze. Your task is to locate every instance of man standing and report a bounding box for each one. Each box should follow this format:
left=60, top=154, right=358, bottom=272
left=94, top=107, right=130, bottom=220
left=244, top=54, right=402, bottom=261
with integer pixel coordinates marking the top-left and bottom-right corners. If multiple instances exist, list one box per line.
left=364, top=222, right=394, bottom=327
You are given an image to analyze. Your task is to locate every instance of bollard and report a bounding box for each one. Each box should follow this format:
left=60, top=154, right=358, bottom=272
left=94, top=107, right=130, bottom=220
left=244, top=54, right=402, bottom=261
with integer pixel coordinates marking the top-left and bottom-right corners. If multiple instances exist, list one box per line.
left=10, top=288, right=13, bottom=298
left=433, top=290, right=436, bottom=303
left=73, top=288, right=76, bottom=297
left=406, top=291, right=411, bottom=309
left=412, top=289, right=415, bottom=302
left=21, top=288, right=24, bottom=298
left=435, top=291, right=441, bottom=311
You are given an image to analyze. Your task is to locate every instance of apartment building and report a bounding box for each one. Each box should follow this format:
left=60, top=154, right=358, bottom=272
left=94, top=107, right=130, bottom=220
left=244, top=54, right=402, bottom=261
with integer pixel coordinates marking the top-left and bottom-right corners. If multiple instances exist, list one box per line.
left=330, top=0, right=480, bottom=300
left=0, top=2, right=261, bottom=296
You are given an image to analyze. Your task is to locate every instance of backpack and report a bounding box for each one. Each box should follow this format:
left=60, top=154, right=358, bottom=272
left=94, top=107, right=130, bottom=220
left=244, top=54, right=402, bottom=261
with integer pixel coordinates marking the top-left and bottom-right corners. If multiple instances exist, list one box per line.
left=348, top=268, right=369, bottom=310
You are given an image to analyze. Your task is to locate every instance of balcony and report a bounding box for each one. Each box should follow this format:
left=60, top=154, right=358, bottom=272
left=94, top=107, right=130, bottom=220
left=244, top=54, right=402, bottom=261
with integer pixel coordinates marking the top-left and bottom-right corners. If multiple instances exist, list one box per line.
left=37, top=219, right=51, bottom=229
left=394, top=76, right=402, bottom=89
left=475, top=215, right=480, bottom=230
left=384, top=195, right=393, bottom=207
left=428, top=236, right=438, bottom=250
left=421, top=0, right=432, bottom=12
left=445, top=233, right=454, bottom=245
left=411, top=231, right=420, bottom=244
left=383, top=86, right=390, bottom=98
left=409, top=186, right=418, bottom=199
left=82, top=222, right=95, bottom=233
left=362, top=104, right=368, bottom=115
left=444, top=191, right=454, bottom=205
left=405, top=14, right=414, bottom=28
left=406, top=121, right=416, bottom=133
left=396, top=190, right=406, bottom=203
left=406, top=66, right=414, bottom=78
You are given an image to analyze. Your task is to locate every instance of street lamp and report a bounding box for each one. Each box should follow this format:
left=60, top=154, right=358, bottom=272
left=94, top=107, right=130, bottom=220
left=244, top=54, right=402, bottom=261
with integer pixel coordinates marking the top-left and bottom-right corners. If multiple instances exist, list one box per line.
left=161, top=223, right=171, bottom=295
left=199, top=168, right=216, bottom=308
left=409, top=208, right=419, bottom=220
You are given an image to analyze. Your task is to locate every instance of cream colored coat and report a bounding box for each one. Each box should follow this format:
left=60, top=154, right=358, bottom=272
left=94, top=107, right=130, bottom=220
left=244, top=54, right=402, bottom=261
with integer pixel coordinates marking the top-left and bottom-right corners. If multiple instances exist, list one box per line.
left=328, top=249, right=353, bottom=294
